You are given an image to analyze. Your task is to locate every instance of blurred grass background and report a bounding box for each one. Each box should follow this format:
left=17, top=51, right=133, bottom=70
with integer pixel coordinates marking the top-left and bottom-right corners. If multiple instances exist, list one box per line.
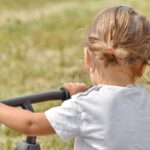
left=0, top=0, right=150, bottom=149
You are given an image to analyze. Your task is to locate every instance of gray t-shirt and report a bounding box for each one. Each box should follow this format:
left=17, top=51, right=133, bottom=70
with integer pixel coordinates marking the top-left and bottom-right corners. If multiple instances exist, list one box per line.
left=45, top=84, right=150, bottom=150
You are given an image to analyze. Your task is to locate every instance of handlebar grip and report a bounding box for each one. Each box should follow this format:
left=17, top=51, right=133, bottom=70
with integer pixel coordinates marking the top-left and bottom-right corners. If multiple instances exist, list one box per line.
left=60, top=87, right=70, bottom=101
left=0, top=88, right=70, bottom=107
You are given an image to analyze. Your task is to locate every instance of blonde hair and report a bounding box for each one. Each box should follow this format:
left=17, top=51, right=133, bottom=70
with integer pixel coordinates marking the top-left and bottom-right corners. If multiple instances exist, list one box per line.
left=85, top=6, right=150, bottom=69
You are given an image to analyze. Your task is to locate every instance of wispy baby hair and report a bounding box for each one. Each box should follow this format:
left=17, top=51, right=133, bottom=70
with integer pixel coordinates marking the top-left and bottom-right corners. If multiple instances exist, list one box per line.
left=85, top=6, right=150, bottom=67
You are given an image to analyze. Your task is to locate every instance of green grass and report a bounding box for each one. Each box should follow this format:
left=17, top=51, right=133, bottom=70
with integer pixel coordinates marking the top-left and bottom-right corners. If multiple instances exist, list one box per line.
left=0, top=0, right=150, bottom=149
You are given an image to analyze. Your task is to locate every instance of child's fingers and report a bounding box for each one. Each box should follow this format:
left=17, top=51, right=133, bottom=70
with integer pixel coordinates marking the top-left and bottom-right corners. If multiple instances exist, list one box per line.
left=63, top=82, right=88, bottom=96
left=64, top=82, right=88, bottom=91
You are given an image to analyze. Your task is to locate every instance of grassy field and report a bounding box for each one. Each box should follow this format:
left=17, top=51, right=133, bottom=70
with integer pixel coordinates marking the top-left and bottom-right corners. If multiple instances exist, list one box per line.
left=0, top=0, right=150, bottom=149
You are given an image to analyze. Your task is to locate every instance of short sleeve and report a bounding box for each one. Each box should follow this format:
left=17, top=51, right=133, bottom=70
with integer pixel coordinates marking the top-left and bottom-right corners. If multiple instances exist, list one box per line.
left=45, top=98, right=82, bottom=141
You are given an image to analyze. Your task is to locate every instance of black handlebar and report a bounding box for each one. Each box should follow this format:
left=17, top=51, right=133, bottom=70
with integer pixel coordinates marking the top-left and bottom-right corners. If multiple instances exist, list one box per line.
left=0, top=88, right=70, bottom=150
left=0, top=88, right=70, bottom=107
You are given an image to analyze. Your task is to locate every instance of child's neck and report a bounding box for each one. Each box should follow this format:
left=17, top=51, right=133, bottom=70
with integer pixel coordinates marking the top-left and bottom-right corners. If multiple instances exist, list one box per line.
left=99, top=75, right=135, bottom=87
left=93, top=65, right=136, bottom=87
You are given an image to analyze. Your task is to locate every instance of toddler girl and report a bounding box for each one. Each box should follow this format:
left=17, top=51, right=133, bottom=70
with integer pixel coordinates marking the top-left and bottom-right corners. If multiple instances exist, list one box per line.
left=1, top=5, right=150, bottom=150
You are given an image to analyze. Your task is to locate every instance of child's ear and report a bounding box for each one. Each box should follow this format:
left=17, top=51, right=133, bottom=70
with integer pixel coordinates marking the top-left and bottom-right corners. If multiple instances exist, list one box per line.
left=84, top=48, right=93, bottom=68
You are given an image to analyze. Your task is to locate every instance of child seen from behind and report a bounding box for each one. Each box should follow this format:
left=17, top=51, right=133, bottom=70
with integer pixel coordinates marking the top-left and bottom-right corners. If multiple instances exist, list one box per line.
left=1, top=5, right=150, bottom=150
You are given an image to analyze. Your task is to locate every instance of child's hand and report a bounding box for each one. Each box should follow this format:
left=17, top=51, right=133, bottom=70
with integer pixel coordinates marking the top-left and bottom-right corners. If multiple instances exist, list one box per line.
left=64, top=82, right=88, bottom=96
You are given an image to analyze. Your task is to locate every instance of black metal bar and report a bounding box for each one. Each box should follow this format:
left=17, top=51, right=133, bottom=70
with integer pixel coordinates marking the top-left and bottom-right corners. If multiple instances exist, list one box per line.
left=0, top=88, right=70, bottom=107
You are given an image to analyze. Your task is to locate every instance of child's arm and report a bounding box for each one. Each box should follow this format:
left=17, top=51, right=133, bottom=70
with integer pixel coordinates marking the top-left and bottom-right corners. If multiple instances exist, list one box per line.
left=0, top=103, right=55, bottom=136
left=0, top=83, right=87, bottom=137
